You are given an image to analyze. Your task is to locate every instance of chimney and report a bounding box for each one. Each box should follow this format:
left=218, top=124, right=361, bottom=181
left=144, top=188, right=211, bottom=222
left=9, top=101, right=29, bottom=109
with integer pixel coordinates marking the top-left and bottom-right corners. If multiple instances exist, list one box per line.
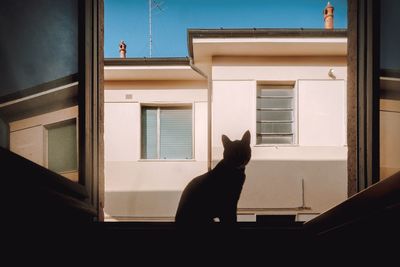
left=323, top=2, right=334, bottom=29
left=119, top=40, right=127, bottom=58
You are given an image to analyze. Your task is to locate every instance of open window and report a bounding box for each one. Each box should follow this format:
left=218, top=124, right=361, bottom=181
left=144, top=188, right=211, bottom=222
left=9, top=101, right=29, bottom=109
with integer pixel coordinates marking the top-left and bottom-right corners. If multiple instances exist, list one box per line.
left=0, top=0, right=104, bottom=220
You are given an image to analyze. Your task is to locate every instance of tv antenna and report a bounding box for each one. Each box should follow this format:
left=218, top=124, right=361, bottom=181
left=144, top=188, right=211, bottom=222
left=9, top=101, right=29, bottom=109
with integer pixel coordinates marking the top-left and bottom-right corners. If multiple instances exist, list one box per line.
left=149, top=0, right=164, bottom=57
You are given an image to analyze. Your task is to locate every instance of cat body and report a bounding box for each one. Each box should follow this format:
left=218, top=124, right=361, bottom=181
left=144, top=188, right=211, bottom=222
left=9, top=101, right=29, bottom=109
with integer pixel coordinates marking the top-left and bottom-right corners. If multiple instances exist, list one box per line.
left=175, top=131, right=251, bottom=226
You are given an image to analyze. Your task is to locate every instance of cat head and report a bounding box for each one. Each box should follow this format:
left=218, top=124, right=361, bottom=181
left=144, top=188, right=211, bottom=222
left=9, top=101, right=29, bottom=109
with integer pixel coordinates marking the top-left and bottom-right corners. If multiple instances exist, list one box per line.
left=222, top=130, right=251, bottom=170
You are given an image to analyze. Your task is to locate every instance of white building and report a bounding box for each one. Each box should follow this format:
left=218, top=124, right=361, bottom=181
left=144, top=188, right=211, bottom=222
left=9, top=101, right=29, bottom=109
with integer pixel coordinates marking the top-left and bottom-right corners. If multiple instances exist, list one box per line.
left=104, top=29, right=348, bottom=221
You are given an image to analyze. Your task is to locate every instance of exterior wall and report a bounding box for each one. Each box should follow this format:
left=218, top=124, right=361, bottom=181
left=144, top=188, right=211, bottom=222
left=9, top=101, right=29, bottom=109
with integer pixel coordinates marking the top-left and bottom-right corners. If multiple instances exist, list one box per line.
left=211, top=56, right=348, bottom=216
left=380, top=99, right=400, bottom=179
left=9, top=106, right=79, bottom=182
left=104, top=80, right=208, bottom=219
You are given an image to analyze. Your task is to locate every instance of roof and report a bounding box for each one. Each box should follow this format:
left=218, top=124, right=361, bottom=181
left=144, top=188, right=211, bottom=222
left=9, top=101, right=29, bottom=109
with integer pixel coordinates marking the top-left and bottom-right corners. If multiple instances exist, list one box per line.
left=104, top=57, right=206, bottom=81
left=104, top=28, right=348, bottom=80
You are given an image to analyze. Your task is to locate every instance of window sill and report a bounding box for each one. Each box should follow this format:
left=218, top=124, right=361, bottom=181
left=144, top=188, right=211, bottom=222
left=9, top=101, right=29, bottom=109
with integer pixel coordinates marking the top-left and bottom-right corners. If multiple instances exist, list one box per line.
left=254, top=144, right=299, bottom=148
left=138, top=159, right=196, bottom=162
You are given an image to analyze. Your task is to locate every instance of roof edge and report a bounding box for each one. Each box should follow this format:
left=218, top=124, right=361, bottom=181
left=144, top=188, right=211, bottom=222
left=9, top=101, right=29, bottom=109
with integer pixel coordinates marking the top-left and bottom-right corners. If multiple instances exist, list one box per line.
left=104, top=57, right=190, bottom=66
left=187, top=28, right=347, bottom=58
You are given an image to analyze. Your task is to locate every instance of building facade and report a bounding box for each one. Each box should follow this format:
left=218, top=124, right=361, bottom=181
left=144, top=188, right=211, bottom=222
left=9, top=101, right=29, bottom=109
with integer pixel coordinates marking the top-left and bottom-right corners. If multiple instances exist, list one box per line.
left=104, top=29, right=349, bottom=221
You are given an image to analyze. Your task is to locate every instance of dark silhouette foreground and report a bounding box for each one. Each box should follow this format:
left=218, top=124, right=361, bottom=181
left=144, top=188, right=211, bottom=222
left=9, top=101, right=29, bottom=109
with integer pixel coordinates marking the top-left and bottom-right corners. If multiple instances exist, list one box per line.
left=175, top=130, right=251, bottom=226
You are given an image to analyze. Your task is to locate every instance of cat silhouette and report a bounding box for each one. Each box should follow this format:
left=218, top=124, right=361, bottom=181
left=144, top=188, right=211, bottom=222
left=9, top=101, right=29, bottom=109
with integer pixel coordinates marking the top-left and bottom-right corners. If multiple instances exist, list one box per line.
left=175, top=130, right=251, bottom=227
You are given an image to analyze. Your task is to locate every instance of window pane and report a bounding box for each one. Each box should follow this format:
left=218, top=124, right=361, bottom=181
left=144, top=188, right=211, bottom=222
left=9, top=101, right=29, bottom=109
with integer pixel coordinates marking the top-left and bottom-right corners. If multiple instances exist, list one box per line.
left=47, top=119, right=77, bottom=173
left=257, top=98, right=293, bottom=109
left=257, top=122, right=293, bottom=134
left=141, top=107, right=158, bottom=159
left=257, top=85, right=295, bottom=145
left=257, top=110, right=293, bottom=121
left=257, top=135, right=293, bottom=144
left=258, top=89, right=294, bottom=97
left=160, top=108, right=192, bottom=159
left=0, top=1, right=80, bottom=181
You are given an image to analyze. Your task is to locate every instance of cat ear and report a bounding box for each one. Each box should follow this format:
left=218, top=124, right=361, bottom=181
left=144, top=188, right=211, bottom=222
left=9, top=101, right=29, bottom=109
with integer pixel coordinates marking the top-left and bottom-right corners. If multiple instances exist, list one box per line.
left=222, top=134, right=231, bottom=148
left=241, top=130, right=251, bottom=146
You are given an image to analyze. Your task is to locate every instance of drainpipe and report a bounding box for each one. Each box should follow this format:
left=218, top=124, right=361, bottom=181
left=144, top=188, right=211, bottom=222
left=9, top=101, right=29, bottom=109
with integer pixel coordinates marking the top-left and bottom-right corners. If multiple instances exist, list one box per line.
left=189, top=57, right=212, bottom=171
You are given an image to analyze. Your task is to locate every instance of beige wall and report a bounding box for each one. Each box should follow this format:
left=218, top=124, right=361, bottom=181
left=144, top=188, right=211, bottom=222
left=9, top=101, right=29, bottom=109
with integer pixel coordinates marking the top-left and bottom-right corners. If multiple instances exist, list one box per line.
left=211, top=56, right=348, bottom=216
left=104, top=80, right=208, bottom=219
left=9, top=106, right=79, bottom=182
left=104, top=56, right=348, bottom=220
left=380, top=99, right=400, bottom=179
left=10, top=125, right=44, bottom=166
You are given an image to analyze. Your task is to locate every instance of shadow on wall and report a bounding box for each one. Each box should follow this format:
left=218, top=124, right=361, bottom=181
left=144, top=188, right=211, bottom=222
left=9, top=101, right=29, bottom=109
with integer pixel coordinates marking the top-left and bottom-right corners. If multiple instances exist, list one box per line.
left=105, top=191, right=182, bottom=218
left=104, top=159, right=347, bottom=220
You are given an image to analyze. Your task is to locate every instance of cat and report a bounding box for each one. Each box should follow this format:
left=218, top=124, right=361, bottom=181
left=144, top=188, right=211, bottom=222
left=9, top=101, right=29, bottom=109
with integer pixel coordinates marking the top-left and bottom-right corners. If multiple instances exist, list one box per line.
left=175, top=130, right=251, bottom=227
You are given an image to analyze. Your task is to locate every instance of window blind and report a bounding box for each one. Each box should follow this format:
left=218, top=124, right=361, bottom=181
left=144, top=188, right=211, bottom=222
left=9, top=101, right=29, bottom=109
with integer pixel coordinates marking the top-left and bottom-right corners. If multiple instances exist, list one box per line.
left=160, top=107, right=192, bottom=159
left=141, top=106, right=192, bottom=159
left=47, top=119, right=78, bottom=172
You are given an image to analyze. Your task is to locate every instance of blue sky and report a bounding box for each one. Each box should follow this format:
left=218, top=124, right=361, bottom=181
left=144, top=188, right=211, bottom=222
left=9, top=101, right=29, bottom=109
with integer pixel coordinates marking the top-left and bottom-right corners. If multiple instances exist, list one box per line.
left=104, top=0, right=347, bottom=58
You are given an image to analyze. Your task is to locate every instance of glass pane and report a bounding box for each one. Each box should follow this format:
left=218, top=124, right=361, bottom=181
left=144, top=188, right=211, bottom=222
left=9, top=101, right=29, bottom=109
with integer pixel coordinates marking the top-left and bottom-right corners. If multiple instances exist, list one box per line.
left=257, top=135, right=293, bottom=145
left=258, top=89, right=294, bottom=97
left=47, top=119, right=77, bottom=173
left=257, top=122, right=293, bottom=134
left=0, top=0, right=80, bottom=182
left=380, top=1, right=400, bottom=181
left=141, top=107, right=158, bottom=159
left=160, top=107, right=192, bottom=159
left=257, top=110, right=293, bottom=121
left=257, top=98, right=293, bottom=109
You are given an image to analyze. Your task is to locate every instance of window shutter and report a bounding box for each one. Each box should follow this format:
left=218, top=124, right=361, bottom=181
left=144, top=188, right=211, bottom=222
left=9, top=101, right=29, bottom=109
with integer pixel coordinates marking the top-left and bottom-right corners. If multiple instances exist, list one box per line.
left=141, top=107, right=158, bottom=159
left=160, top=107, right=192, bottom=159
left=257, top=86, right=294, bottom=144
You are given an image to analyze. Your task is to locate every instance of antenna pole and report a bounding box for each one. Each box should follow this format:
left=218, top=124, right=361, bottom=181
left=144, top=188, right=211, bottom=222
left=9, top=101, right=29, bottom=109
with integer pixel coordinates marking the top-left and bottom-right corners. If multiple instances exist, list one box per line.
left=149, top=0, right=152, bottom=57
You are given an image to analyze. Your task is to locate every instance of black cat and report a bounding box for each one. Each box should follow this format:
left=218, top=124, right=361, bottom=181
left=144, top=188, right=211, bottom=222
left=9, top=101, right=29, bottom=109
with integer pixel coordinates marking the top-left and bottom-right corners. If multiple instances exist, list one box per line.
left=175, top=130, right=251, bottom=226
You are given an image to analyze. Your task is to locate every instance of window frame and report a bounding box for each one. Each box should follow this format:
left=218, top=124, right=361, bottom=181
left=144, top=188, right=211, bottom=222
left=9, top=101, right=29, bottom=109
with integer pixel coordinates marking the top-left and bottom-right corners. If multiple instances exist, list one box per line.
left=140, top=103, right=195, bottom=161
left=255, top=82, right=298, bottom=147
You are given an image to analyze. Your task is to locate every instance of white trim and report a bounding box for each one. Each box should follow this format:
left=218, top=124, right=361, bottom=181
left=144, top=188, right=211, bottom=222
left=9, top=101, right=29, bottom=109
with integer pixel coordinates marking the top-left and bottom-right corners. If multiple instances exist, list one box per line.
left=380, top=76, right=400, bottom=82
left=193, top=37, right=348, bottom=44
left=0, top=81, right=78, bottom=108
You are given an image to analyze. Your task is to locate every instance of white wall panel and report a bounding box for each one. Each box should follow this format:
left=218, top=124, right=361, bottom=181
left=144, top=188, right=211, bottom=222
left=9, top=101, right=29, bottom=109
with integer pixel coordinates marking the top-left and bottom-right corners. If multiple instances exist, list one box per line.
left=298, top=80, right=346, bottom=146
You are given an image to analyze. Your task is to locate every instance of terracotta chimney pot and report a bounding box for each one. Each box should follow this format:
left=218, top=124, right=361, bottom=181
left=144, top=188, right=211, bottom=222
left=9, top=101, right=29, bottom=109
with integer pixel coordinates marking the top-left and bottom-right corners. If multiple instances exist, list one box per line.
left=119, top=40, right=127, bottom=58
left=324, top=2, right=334, bottom=29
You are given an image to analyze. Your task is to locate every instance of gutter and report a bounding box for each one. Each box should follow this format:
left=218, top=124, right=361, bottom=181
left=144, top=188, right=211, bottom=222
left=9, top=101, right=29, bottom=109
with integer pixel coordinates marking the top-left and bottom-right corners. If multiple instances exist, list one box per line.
left=188, top=57, right=212, bottom=171
left=104, top=57, right=190, bottom=66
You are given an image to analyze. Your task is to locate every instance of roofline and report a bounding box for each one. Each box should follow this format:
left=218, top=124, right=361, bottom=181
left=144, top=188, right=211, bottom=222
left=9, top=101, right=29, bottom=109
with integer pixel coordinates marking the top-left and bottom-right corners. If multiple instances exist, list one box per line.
left=0, top=73, right=78, bottom=105
left=187, top=28, right=347, bottom=58
left=104, top=57, right=190, bottom=66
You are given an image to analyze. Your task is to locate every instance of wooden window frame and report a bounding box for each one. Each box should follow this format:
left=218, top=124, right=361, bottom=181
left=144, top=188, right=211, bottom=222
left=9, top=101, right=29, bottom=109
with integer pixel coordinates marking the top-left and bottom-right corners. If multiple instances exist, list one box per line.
left=347, top=0, right=380, bottom=195
left=78, top=0, right=104, bottom=220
